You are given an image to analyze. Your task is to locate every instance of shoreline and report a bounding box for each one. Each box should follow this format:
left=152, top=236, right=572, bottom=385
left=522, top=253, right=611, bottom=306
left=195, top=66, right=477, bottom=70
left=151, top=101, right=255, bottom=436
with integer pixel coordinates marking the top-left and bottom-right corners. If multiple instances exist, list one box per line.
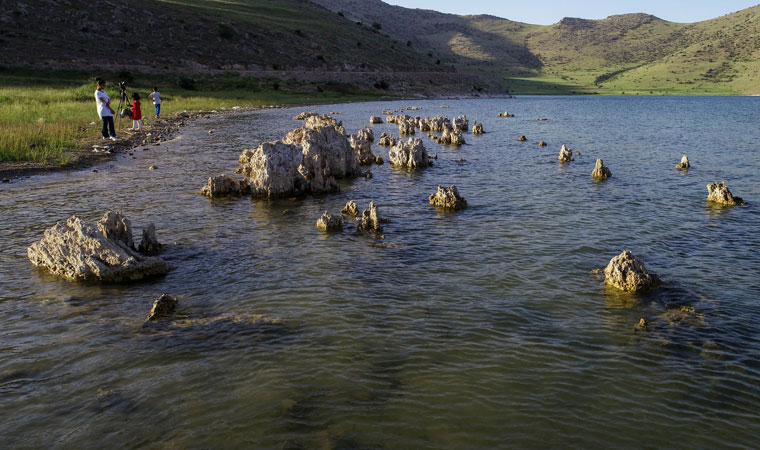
left=0, top=106, right=264, bottom=182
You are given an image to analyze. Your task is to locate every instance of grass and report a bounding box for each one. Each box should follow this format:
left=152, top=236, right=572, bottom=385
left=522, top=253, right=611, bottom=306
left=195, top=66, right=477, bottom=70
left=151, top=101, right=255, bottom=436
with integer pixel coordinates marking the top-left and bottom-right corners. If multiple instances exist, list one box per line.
left=0, top=68, right=389, bottom=164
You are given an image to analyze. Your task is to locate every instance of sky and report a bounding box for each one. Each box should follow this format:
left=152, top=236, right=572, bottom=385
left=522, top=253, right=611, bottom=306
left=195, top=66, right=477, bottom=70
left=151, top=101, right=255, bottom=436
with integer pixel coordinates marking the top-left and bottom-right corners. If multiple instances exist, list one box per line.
left=383, top=0, right=760, bottom=24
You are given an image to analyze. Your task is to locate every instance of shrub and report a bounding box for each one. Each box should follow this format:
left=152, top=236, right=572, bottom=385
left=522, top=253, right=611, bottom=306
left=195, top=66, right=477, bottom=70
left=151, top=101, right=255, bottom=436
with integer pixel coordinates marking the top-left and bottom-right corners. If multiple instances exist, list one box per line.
left=177, top=76, right=196, bottom=90
left=116, top=70, right=134, bottom=83
left=218, top=22, right=235, bottom=40
left=374, top=80, right=389, bottom=90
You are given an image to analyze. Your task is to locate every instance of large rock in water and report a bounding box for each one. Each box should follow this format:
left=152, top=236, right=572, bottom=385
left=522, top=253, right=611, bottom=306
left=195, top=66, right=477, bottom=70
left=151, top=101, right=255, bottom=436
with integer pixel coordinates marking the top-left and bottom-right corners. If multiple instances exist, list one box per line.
left=429, top=185, right=467, bottom=210
left=472, top=122, right=484, bottom=135
left=388, top=138, right=432, bottom=169
left=590, top=159, right=612, bottom=180
left=200, top=173, right=249, bottom=198
left=349, top=127, right=376, bottom=165
left=558, top=144, right=573, bottom=162
left=378, top=132, right=396, bottom=146
left=238, top=117, right=360, bottom=198
left=707, top=181, right=744, bottom=206
left=604, top=250, right=660, bottom=293
left=27, top=211, right=170, bottom=282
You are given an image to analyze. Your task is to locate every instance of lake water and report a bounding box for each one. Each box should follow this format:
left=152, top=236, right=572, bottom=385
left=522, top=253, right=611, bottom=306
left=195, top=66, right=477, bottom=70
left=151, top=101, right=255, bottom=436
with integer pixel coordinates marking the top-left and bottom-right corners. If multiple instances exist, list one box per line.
left=1, top=97, right=759, bottom=449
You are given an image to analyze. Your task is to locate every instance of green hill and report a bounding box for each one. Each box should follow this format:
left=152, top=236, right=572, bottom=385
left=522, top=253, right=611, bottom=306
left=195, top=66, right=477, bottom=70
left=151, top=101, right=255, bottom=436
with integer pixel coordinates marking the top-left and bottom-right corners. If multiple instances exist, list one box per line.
left=311, top=0, right=760, bottom=95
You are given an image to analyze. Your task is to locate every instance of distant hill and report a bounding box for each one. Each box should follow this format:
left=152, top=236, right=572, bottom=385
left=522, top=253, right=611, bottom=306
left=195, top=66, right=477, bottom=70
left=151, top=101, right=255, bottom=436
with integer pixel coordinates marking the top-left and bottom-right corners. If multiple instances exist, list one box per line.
left=311, top=0, right=760, bottom=94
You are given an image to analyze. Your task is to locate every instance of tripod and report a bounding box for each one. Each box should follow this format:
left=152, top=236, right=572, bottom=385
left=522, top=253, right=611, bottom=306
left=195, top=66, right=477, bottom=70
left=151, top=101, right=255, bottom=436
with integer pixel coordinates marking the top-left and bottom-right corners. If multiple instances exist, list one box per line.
left=116, top=83, right=129, bottom=130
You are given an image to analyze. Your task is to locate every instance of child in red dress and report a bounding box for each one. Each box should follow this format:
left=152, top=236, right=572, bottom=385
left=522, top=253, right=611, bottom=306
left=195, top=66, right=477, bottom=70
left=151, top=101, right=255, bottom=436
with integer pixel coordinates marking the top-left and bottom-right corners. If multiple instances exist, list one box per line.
left=130, top=92, right=142, bottom=131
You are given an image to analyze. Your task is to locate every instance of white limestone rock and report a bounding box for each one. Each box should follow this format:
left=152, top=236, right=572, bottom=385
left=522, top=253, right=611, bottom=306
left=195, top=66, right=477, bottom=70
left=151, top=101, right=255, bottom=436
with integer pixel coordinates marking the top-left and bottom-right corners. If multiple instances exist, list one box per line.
left=27, top=211, right=170, bottom=282
left=558, top=144, right=573, bottom=162
left=591, top=159, right=611, bottom=180
left=604, top=250, right=660, bottom=293
left=429, top=185, right=467, bottom=210
left=388, top=138, right=432, bottom=169
left=707, top=181, right=744, bottom=206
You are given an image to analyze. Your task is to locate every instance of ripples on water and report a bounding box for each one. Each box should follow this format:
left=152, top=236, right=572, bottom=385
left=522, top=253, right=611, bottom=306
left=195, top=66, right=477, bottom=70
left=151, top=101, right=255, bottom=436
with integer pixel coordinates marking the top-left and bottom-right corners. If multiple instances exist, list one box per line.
left=1, top=97, right=759, bottom=448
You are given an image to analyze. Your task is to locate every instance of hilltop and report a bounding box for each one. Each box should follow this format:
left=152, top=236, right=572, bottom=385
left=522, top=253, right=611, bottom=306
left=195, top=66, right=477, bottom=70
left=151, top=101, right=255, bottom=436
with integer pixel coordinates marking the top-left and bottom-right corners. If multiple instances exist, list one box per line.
left=311, top=0, right=760, bottom=95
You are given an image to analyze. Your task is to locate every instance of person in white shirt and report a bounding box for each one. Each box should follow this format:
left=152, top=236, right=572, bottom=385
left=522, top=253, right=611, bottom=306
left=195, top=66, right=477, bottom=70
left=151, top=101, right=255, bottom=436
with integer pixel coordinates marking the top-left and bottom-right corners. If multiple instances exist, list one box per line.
left=149, top=87, right=162, bottom=119
left=94, top=78, right=117, bottom=141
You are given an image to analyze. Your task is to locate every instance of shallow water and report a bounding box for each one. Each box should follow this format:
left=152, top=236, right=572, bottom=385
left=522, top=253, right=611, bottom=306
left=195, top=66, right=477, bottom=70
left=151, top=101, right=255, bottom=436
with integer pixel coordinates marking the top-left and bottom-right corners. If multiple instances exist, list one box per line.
left=1, top=96, right=759, bottom=449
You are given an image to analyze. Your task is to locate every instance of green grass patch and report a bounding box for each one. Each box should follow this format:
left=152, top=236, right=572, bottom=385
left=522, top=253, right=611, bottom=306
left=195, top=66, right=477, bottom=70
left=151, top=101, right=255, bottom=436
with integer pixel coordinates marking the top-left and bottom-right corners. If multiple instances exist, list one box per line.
left=0, top=68, right=389, bottom=164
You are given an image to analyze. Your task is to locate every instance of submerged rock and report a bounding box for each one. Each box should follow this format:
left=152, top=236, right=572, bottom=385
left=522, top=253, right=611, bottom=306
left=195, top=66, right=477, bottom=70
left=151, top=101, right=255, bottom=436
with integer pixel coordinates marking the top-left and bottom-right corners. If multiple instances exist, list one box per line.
left=558, top=144, right=573, bottom=162
left=349, top=127, right=376, bottom=165
left=429, top=185, right=467, bottom=210
left=27, top=211, right=170, bottom=282
left=388, top=138, right=432, bottom=169
left=200, top=174, right=249, bottom=198
left=370, top=116, right=383, bottom=124
left=378, top=132, right=396, bottom=146
left=357, top=201, right=383, bottom=233
left=591, top=158, right=612, bottom=180
left=518, top=135, right=527, bottom=142
left=675, top=155, right=690, bottom=169
left=706, top=181, right=744, bottom=206
left=145, top=294, right=178, bottom=321
left=603, top=250, right=660, bottom=293
left=316, top=212, right=344, bottom=231
left=341, top=200, right=359, bottom=216
left=538, top=141, right=548, bottom=147
left=472, top=122, right=484, bottom=135
left=498, top=112, right=515, bottom=118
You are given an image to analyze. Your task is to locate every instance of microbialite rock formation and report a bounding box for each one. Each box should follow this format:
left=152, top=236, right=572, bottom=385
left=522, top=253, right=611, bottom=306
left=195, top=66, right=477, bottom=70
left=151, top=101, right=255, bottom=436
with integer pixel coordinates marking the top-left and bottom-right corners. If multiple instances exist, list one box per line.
left=558, top=144, right=573, bottom=162
left=27, top=210, right=170, bottom=282
left=706, top=181, right=744, bottom=206
left=603, top=250, right=660, bottom=293
left=388, top=138, right=433, bottom=169
left=429, top=185, right=468, bottom=210
left=591, top=159, right=612, bottom=180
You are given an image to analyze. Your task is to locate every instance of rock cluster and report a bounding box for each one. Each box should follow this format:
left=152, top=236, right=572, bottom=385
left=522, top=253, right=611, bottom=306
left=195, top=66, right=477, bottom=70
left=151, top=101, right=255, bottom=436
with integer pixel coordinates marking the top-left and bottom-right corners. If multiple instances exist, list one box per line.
left=357, top=201, right=383, bottom=233
left=316, top=212, right=344, bottom=231
left=437, top=125, right=465, bottom=146
left=429, top=185, right=467, bottom=210
left=604, top=250, right=660, bottom=293
left=591, top=159, right=612, bottom=180
left=388, top=138, right=433, bottom=169
left=200, top=173, right=250, bottom=198
left=454, top=115, right=469, bottom=132
left=349, top=127, right=376, bottom=165
left=558, top=144, right=573, bottom=162
left=27, top=211, right=170, bottom=282
left=399, top=118, right=416, bottom=135
left=237, top=116, right=359, bottom=198
left=706, top=181, right=744, bottom=206
left=472, top=122, right=484, bottom=135
left=675, top=155, right=690, bottom=169
left=146, top=294, right=178, bottom=321
left=378, top=132, right=396, bottom=146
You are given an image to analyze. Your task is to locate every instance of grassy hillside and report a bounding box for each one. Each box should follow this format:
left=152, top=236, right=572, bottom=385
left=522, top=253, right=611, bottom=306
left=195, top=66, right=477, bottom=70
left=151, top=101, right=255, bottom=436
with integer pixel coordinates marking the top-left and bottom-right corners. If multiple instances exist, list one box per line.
left=0, top=0, right=441, bottom=73
left=311, top=0, right=760, bottom=95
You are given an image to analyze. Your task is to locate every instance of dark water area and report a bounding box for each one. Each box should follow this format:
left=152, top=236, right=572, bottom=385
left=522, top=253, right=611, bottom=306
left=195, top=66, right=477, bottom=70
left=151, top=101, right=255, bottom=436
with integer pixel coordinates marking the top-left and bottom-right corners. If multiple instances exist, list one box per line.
left=1, top=96, right=759, bottom=449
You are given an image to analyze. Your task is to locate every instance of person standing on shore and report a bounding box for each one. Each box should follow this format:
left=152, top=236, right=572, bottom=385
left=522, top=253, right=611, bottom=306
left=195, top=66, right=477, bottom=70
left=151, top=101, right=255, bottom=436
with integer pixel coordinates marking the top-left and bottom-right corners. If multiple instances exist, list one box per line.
left=129, top=92, right=142, bottom=131
left=149, top=87, right=162, bottom=119
left=94, top=78, right=117, bottom=141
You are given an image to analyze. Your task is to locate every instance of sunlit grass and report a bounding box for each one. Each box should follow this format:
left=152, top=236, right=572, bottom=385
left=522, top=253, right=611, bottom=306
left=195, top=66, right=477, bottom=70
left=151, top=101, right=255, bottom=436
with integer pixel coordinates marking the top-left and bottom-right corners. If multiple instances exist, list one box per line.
left=0, top=70, right=387, bottom=164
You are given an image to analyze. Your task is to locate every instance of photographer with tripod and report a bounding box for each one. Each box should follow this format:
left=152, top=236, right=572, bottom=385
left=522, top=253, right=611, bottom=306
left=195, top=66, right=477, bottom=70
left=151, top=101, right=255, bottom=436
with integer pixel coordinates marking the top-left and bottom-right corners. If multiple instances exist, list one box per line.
left=94, top=78, right=117, bottom=141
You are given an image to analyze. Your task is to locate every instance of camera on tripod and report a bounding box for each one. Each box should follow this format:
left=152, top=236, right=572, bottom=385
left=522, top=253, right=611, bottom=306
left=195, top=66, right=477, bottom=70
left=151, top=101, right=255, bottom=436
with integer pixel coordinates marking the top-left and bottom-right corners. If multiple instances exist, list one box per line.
left=117, top=81, right=132, bottom=119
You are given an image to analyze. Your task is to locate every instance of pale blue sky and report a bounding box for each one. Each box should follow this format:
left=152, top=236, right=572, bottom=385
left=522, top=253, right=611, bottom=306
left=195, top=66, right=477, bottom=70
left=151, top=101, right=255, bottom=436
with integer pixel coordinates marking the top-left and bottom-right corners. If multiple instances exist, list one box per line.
left=383, top=0, right=759, bottom=24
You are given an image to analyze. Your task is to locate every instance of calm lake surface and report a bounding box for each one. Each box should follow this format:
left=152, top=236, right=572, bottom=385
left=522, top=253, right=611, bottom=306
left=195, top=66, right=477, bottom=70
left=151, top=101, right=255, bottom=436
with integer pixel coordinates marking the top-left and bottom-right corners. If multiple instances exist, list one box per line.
left=1, top=96, right=759, bottom=449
